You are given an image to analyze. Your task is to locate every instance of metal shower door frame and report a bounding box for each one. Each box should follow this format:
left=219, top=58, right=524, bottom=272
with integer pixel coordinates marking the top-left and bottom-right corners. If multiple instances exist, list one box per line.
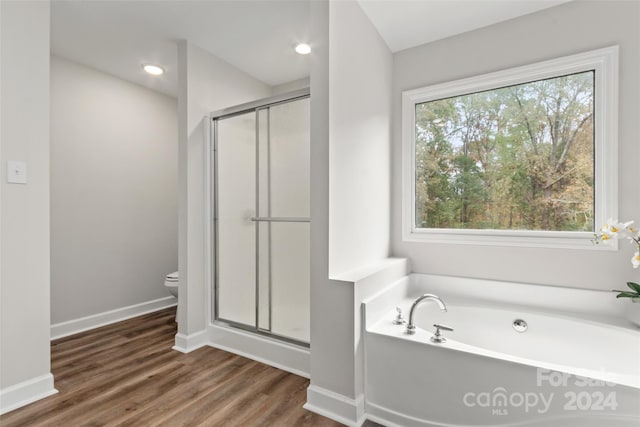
left=211, top=88, right=310, bottom=348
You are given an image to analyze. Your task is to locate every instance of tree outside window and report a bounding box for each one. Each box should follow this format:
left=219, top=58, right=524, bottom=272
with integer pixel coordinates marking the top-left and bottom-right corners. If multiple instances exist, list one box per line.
left=415, top=71, right=594, bottom=232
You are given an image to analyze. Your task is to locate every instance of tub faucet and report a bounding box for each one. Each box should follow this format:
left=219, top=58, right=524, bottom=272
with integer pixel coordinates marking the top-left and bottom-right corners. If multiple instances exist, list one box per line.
left=405, top=294, right=447, bottom=335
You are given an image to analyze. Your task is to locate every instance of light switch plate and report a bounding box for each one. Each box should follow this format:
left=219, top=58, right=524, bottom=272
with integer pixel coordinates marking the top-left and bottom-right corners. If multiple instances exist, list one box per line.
left=7, top=160, right=27, bottom=184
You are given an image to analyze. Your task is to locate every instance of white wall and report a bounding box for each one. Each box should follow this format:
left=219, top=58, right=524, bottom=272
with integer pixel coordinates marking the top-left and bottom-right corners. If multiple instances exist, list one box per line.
left=50, top=56, right=178, bottom=325
left=176, top=40, right=271, bottom=341
left=272, top=77, right=310, bottom=95
left=328, top=0, right=391, bottom=276
left=0, top=0, right=56, bottom=413
left=308, top=0, right=334, bottom=402
left=307, top=1, right=393, bottom=424
left=392, top=0, right=640, bottom=291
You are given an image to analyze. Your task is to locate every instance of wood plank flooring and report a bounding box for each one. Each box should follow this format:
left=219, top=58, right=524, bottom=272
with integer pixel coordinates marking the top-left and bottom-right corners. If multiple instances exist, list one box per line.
left=0, top=307, right=353, bottom=427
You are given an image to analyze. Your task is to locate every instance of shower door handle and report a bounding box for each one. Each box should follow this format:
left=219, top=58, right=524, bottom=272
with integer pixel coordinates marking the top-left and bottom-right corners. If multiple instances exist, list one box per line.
left=250, top=217, right=310, bottom=223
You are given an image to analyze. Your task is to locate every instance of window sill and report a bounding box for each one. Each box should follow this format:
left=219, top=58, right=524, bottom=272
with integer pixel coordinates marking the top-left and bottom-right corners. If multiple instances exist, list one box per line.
left=404, top=228, right=618, bottom=250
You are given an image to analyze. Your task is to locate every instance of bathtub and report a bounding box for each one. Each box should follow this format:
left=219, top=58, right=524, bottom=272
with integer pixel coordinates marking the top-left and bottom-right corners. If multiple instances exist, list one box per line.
left=363, top=274, right=640, bottom=427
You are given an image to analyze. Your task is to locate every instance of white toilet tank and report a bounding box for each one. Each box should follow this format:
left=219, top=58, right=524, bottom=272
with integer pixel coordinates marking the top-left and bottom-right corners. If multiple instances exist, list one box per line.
left=164, top=271, right=178, bottom=298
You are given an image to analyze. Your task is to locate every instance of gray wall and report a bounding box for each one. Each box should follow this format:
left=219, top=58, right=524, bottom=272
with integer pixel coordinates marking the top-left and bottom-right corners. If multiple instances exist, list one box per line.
left=50, top=56, right=178, bottom=324
left=176, top=40, right=271, bottom=338
left=272, top=77, right=310, bottom=95
left=327, top=0, right=392, bottom=277
left=391, top=0, right=640, bottom=290
left=0, top=0, right=54, bottom=405
left=308, top=0, right=392, bottom=413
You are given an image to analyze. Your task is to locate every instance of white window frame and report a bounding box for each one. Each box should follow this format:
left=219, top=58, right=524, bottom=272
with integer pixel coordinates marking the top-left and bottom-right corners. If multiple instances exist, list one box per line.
left=402, top=46, right=619, bottom=249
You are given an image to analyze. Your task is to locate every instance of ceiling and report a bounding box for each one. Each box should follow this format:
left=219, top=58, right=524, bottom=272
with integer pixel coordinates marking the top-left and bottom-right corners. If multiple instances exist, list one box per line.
left=51, top=0, right=312, bottom=98
left=359, top=0, right=571, bottom=53
left=51, top=0, right=570, bottom=98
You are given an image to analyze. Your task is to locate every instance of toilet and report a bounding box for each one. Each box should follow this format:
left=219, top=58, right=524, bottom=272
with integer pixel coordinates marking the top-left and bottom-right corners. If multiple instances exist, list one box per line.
left=164, top=271, right=179, bottom=322
left=164, top=271, right=179, bottom=298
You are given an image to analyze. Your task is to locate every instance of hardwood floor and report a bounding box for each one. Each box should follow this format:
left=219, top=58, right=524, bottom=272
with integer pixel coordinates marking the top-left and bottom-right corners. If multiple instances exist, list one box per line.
left=0, top=307, right=352, bottom=427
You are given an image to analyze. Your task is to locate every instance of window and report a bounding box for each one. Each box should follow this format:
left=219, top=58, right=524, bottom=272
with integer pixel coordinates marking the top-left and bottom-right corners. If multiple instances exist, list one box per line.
left=402, top=47, right=619, bottom=248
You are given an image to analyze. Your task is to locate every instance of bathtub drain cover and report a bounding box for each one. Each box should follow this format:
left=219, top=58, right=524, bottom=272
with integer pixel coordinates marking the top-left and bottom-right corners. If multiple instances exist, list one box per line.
left=512, top=319, right=528, bottom=332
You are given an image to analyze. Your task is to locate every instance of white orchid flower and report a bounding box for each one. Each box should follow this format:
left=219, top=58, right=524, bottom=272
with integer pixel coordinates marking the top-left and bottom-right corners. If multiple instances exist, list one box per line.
left=599, top=219, right=618, bottom=240
left=595, top=217, right=640, bottom=270
left=603, top=218, right=624, bottom=234
left=600, top=219, right=635, bottom=240
left=633, top=251, right=640, bottom=269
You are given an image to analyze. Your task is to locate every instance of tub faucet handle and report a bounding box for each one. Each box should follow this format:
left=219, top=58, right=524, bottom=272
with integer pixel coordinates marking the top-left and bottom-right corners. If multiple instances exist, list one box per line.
left=392, top=307, right=406, bottom=325
left=431, top=324, right=453, bottom=343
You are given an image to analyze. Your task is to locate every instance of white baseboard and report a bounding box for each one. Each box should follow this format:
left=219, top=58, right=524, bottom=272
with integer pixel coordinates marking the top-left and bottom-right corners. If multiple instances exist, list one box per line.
left=304, top=385, right=366, bottom=427
left=365, top=401, right=428, bottom=427
left=172, top=324, right=309, bottom=379
left=365, top=411, right=406, bottom=427
left=172, top=330, right=208, bottom=353
left=50, top=296, right=177, bottom=340
left=207, top=323, right=310, bottom=378
left=0, top=373, right=58, bottom=415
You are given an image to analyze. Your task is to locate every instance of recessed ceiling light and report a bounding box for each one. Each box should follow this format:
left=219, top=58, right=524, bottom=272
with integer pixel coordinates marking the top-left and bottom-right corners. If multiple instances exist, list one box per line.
left=295, top=43, right=311, bottom=55
left=143, top=64, right=164, bottom=76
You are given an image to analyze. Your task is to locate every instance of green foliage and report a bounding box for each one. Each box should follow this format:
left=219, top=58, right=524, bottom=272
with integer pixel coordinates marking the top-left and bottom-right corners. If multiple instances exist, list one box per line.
left=415, top=71, right=594, bottom=231
left=613, top=282, right=640, bottom=299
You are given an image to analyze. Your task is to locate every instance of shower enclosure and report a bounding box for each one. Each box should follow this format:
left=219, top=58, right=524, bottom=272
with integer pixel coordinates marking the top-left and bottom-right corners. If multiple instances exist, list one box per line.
left=212, top=89, right=310, bottom=346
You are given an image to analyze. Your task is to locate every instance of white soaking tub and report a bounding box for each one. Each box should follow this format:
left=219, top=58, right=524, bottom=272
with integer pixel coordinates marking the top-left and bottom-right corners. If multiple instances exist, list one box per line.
left=363, top=274, right=640, bottom=427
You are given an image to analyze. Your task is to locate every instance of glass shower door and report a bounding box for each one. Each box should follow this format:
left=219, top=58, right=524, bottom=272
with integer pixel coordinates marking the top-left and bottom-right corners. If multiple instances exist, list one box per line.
left=258, top=99, right=310, bottom=342
left=216, top=111, right=257, bottom=327
left=214, top=94, right=310, bottom=345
